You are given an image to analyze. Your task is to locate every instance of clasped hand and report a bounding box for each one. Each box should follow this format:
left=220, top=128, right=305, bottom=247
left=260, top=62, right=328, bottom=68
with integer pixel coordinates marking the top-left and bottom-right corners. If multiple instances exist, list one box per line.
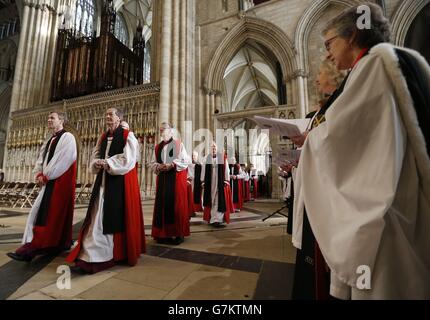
left=156, top=163, right=174, bottom=174
left=36, top=175, right=46, bottom=187
left=95, top=159, right=110, bottom=171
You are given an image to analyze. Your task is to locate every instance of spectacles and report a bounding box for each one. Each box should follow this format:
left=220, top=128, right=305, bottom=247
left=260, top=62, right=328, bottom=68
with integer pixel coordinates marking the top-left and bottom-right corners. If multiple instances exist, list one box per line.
left=324, top=35, right=339, bottom=51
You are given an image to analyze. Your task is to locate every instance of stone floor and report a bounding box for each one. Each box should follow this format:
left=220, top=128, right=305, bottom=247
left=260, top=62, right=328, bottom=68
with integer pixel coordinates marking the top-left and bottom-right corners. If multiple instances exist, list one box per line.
left=0, top=199, right=296, bottom=300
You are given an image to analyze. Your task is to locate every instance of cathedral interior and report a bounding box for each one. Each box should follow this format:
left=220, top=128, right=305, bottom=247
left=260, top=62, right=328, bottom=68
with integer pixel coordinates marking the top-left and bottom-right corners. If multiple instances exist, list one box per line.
left=0, top=0, right=429, bottom=301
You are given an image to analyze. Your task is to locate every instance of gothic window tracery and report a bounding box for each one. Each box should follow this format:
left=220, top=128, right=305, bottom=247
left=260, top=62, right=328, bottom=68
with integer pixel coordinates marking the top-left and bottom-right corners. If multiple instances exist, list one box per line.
left=115, top=13, right=129, bottom=46
left=74, top=0, right=96, bottom=37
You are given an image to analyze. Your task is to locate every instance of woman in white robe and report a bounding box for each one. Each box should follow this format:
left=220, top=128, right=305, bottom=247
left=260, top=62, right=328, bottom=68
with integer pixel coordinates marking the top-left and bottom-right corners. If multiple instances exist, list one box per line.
left=293, top=3, right=430, bottom=299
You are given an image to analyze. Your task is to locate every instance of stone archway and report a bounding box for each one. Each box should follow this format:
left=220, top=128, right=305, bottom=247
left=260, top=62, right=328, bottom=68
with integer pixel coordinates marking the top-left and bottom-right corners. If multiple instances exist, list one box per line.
left=391, top=0, right=430, bottom=46
left=205, top=17, right=296, bottom=93
left=203, top=16, right=299, bottom=129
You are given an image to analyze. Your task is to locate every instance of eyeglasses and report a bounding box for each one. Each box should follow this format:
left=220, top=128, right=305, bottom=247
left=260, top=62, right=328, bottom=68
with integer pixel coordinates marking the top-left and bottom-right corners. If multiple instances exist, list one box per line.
left=324, top=35, right=339, bottom=51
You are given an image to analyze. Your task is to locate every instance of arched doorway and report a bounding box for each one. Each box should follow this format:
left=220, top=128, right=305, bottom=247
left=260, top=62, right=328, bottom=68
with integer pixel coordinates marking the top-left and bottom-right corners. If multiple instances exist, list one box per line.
left=224, top=118, right=272, bottom=199
left=205, top=17, right=297, bottom=199
left=220, top=41, right=279, bottom=198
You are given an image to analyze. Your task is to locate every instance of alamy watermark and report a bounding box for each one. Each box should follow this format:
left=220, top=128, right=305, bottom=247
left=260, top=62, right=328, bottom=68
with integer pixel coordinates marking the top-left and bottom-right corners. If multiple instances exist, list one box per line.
left=56, top=265, right=71, bottom=290
left=357, top=5, right=371, bottom=30
left=356, top=265, right=372, bottom=290
left=172, top=121, right=271, bottom=175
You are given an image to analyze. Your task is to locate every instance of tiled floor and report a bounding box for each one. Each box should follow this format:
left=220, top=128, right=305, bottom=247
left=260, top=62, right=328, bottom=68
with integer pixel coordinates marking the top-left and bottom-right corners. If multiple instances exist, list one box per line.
left=0, top=199, right=296, bottom=300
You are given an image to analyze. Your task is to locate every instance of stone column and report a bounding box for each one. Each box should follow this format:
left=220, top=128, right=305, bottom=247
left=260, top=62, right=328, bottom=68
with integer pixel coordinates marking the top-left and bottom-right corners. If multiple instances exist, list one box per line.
left=295, top=69, right=308, bottom=117
left=209, top=91, right=216, bottom=133
left=5, top=1, right=61, bottom=179
left=9, top=3, right=31, bottom=113
left=202, top=92, right=209, bottom=131
left=169, top=0, right=180, bottom=128
left=157, top=0, right=172, bottom=124
left=154, top=0, right=195, bottom=134
left=178, top=0, right=186, bottom=136
left=41, top=6, right=59, bottom=104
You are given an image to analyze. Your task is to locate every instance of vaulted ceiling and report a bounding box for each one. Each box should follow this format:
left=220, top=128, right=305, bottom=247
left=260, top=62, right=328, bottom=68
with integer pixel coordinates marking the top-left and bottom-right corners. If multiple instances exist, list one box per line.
left=223, top=41, right=279, bottom=113
left=119, top=0, right=152, bottom=42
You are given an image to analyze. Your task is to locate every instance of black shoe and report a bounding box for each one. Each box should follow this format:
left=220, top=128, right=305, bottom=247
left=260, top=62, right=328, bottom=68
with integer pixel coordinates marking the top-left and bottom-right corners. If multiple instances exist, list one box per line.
left=70, top=265, right=89, bottom=275
left=211, top=222, right=226, bottom=229
left=214, top=222, right=226, bottom=229
left=7, top=252, right=33, bottom=262
left=156, top=238, right=171, bottom=244
left=170, top=237, right=184, bottom=245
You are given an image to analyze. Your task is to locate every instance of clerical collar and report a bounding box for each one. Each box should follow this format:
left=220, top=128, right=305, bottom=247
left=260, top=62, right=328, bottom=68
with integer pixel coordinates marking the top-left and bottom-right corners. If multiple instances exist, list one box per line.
left=107, top=126, right=121, bottom=137
left=52, top=129, right=65, bottom=138
left=163, top=137, right=173, bottom=144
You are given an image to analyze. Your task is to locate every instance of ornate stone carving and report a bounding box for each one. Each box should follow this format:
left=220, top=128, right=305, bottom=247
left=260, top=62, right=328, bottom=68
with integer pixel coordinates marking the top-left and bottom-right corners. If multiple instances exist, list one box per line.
left=5, top=83, right=160, bottom=197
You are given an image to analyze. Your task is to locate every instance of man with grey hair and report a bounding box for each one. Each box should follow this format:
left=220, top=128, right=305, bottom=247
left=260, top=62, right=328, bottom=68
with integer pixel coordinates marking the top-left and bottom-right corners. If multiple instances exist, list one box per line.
left=151, top=122, right=191, bottom=245
left=8, top=111, right=77, bottom=262
left=67, top=107, right=145, bottom=273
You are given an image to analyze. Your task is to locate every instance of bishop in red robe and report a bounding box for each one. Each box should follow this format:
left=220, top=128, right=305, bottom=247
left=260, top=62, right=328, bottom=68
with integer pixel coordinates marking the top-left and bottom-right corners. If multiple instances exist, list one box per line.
left=201, top=142, right=234, bottom=228
left=8, top=112, right=77, bottom=262
left=150, top=122, right=191, bottom=245
left=66, top=108, right=145, bottom=274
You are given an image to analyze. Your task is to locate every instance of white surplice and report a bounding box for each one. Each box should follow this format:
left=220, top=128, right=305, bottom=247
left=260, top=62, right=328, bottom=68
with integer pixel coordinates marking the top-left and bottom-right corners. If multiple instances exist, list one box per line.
left=150, top=140, right=190, bottom=173
left=201, top=155, right=230, bottom=223
left=22, top=132, right=77, bottom=244
left=79, top=132, right=138, bottom=263
left=229, top=165, right=246, bottom=197
left=292, top=43, right=430, bottom=299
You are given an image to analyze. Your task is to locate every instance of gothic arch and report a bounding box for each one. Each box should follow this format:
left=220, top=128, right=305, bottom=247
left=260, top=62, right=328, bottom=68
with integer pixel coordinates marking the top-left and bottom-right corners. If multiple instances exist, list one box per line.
left=391, top=0, right=430, bottom=46
left=294, top=0, right=360, bottom=74
left=205, top=17, right=297, bottom=93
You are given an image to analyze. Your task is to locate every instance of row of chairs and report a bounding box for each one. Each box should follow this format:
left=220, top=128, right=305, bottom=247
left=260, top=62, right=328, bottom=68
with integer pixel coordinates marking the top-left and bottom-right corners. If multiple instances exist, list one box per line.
left=0, top=182, right=39, bottom=208
left=0, top=181, right=94, bottom=208
left=75, top=183, right=93, bottom=204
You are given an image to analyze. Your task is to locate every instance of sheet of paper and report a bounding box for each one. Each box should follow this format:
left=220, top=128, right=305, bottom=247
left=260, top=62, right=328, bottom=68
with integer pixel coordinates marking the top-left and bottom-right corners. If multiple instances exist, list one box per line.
left=273, top=118, right=310, bottom=134
left=253, top=116, right=310, bottom=137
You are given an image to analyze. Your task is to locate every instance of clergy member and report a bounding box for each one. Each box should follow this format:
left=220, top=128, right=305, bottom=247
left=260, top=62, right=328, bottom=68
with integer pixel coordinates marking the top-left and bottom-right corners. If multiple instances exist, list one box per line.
left=249, top=164, right=258, bottom=200
left=187, top=151, right=203, bottom=217
left=67, top=107, right=145, bottom=274
left=242, top=165, right=251, bottom=202
left=7, top=112, right=77, bottom=262
left=151, top=122, right=191, bottom=245
left=293, top=3, right=430, bottom=299
left=229, top=157, right=245, bottom=212
left=201, top=142, right=233, bottom=228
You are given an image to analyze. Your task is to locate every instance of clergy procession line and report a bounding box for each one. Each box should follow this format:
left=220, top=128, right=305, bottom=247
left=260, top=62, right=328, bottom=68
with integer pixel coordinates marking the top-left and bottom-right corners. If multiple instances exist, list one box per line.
left=4, top=2, right=430, bottom=301
left=6, top=109, right=260, bottom=275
